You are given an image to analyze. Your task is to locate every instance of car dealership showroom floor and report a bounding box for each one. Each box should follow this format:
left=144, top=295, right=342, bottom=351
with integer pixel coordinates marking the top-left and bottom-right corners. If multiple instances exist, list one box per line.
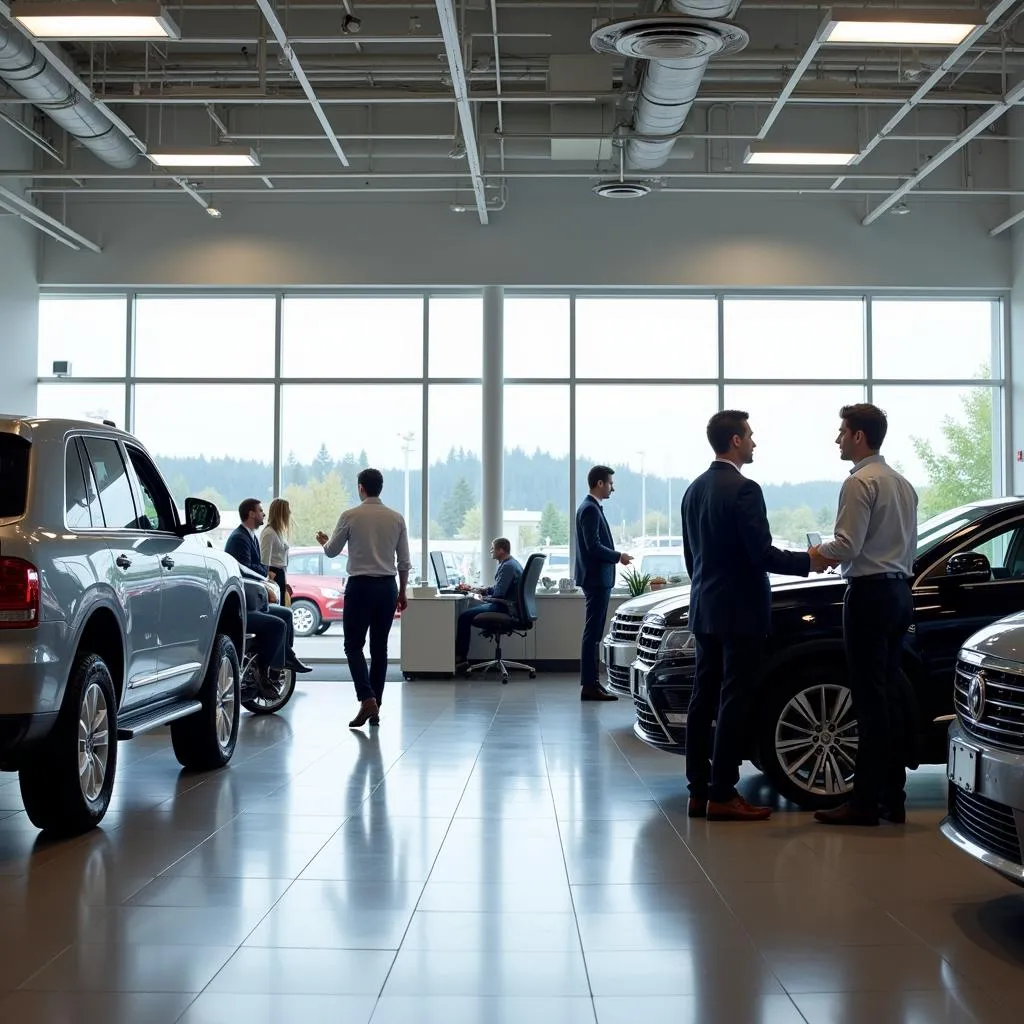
left=0, top=676, right=1021, bottom=1024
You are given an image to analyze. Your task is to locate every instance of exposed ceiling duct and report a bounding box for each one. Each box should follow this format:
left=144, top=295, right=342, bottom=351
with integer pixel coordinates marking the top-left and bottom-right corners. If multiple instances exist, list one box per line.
left=0, top=19, right=139, bottom=169
left=593, top=1, right=747, bottom=171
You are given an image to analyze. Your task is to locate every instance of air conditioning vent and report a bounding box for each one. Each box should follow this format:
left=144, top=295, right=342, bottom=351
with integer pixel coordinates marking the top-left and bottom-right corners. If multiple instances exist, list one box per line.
left=593, top=180, right=653, bottom=199
left=590, top=15, right=749, bottom=62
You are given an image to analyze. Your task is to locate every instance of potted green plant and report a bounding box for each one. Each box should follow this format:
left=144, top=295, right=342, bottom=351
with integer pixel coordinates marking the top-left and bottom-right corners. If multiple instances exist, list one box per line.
left=621, top=566, right=651, bottom=597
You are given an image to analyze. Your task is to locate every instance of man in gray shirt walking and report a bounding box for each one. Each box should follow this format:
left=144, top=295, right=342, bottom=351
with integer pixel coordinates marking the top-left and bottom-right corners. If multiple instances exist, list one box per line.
left=811, top=403, right=918, bottom=827
left=317, top=468, right=411, bottom=729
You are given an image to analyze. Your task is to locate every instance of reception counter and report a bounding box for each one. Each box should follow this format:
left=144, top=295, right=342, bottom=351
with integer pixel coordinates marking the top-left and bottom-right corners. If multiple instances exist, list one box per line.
left=400, top=590, right=631, bottom=678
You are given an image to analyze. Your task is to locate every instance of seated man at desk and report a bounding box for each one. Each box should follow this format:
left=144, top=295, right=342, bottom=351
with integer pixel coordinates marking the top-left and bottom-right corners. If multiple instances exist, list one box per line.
left=455, top=537, right=523, bottom=670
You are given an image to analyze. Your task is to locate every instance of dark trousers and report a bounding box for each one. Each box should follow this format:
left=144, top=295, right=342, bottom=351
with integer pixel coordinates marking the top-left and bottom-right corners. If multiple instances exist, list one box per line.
left=269, top=565, right=287, bottom=595
left=265, top=603, right=295, bottom=655
left=686, top=631, right=764, bottom=803
left=843, top=578, right=915, bottom=810
left=344, top=575, right=399, bottom=703
left=580, top=586, right=611, bottom=688
left=456, top=601, right=503, bottom=660
left=248, top=609, right=286, bottom=669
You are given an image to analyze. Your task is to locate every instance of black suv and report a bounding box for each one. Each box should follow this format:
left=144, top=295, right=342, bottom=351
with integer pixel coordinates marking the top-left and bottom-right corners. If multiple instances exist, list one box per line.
left=630, top=498, right=1024, bottom=809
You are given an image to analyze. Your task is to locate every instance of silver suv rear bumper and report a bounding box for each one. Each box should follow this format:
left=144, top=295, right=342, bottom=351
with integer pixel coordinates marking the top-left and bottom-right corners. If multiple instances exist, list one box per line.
left=0, top=620, right=69, bottom=716
left=941, top=720, right=1024, bottom=887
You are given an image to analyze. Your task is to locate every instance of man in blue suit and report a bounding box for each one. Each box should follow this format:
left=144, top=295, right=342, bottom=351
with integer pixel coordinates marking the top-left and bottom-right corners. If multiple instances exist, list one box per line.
left=575, top=465, right=632, bottom=702
left=681, top=411, right=819, bottom=822
left=226, top=498, right=310, bottom=675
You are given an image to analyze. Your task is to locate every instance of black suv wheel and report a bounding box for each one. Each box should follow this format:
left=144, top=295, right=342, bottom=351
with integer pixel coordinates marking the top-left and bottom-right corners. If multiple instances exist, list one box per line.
left=757, top=660, right=858, bottom=810
left=171, top=634, right=240, bottom=770
left=20, top=652, right=118, bottom=835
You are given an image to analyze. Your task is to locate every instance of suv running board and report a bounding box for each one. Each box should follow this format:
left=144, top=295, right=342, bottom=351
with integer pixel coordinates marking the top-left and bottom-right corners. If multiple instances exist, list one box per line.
left=117, top=700, right=203, bottom=740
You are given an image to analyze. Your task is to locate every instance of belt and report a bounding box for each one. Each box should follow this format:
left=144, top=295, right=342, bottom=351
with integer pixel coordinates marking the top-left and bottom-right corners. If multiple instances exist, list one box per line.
left=847, top=571, right=909, bottom=583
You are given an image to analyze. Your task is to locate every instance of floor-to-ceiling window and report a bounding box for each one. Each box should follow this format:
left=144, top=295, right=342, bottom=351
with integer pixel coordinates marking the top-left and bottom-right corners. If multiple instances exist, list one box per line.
left=36, top=289, right=1006, bottom=590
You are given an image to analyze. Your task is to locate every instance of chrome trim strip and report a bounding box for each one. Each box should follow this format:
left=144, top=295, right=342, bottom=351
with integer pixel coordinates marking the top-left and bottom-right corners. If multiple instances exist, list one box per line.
left=940, top=816, right=1024, bottom=884
left=128, top=661, right=202, bottom=689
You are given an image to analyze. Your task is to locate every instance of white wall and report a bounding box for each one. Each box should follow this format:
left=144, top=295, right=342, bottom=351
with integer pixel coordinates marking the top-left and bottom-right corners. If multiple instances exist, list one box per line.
left=40, top=183, right=1010, bottom=291
left=0, top=125, right=39, bottom=416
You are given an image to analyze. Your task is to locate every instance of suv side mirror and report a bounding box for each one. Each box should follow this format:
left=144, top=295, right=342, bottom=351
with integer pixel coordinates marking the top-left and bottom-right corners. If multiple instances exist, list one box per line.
left=945, top=551, right=991, bottom=583
left=178, top=497, right=220, bottom=536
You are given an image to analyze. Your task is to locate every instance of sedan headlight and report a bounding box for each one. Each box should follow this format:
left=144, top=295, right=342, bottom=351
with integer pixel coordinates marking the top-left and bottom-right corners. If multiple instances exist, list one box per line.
left=320, top=588, right=342, bottom=598
left=659, top=628, right=695, bottom=657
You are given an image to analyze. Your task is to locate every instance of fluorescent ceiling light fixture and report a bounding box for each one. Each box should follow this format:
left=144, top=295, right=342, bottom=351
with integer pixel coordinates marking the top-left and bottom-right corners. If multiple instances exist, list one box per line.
left=744, top=148, right=858, bottom=166
left=818, top=8, right=980, bottom=46
left=14, top=2, right=181, bottom=40
left=148, top=147, right=259, bottom=168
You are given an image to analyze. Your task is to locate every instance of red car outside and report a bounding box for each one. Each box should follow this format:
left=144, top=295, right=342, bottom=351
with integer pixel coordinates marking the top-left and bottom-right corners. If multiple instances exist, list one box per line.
left=286, top=546, right=347, bottom=637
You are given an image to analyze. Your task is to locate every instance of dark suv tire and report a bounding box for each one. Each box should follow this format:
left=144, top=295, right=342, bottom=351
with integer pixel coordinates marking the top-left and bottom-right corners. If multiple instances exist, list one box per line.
left=757, top=660, right=857, bottom=810
left=20, top=652, right=118, bottom=836
left=171, top=634, right=240, bottom=770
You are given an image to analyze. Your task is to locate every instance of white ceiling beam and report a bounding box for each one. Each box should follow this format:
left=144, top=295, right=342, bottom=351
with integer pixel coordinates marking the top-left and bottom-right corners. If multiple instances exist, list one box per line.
left=0, top=181, right=100, bottom=250
left=434, top=0, right=489, bottom=224
left=863, top=76, right=1024, bottom=225
left=989, top=207, right=1024, bottom=237
left=253, top=0, right=350, bottom=167
left=755, top=37, right=823, bottom=139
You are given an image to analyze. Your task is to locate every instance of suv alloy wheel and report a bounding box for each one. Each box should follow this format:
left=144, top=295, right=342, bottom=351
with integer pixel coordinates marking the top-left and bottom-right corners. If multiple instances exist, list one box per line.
left=170, top=634, right=241, bottom=769
left=19, top=653, right=118, bottom=835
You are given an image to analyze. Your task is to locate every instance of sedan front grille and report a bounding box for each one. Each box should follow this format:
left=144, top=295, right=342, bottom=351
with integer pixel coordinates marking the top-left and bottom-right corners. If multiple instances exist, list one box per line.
left=610, top=613, right=643, bottom=643
left=633, top=695, right=665, bottom=740
left=636, top=621, right=666, bottom=666
left=606, top=664, right=631, bottom=695
left=949, top=786, right=1022, bottom=866
left=954, top=661, right=1024, bottom=752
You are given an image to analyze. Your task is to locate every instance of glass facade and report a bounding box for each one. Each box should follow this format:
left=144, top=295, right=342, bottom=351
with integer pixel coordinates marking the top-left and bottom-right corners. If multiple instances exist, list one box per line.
left=36, top=291, right=1006, bottom=584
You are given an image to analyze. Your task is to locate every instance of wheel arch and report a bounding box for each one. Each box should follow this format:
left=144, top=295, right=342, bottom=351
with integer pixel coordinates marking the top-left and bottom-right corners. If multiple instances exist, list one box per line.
left=72, top=605, right=127, bottom=709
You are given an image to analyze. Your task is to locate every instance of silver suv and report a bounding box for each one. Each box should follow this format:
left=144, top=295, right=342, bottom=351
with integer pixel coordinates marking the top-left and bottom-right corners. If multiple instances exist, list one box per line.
left=0, top=417, right=246, bottom=835
left=942, top=612, right=1024, bottom=886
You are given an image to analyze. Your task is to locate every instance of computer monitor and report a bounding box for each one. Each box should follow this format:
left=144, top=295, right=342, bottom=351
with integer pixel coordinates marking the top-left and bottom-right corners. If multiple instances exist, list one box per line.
left=430, top=550, right=461, bottom=588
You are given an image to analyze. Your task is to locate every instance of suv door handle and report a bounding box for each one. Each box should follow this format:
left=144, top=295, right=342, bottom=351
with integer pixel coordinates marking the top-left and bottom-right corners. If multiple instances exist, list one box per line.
left=115, top=555, right=132, bottom=569
left=161, top=556, right=175, bottom=569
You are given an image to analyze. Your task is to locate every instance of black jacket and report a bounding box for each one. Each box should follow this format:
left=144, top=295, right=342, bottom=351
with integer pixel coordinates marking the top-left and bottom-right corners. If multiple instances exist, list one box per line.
left=226, top=524, right=267, bottom=577
left=574, top=495, right=620, bottom=589
left=681, top=461, right=810, bottom=638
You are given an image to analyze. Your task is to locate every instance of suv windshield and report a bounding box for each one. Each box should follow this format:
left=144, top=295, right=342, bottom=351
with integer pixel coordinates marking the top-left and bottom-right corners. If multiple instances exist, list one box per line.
left=916, top=503, right=1007, bottom=560
left=0, top=434, right=30, bottom=519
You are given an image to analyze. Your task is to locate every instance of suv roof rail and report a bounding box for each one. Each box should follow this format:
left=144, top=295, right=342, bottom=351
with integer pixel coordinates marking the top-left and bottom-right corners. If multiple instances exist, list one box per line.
left=102, top=419, right=117, bottom=427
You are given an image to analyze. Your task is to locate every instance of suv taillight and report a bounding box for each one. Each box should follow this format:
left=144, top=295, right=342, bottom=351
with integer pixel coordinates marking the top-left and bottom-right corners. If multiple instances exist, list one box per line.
left=0, top=558, right=40, bottom=628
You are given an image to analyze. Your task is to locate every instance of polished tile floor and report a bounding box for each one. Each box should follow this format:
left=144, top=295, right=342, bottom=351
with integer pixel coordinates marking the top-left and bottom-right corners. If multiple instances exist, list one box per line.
left=1, top=676, right=1022, bottom=1023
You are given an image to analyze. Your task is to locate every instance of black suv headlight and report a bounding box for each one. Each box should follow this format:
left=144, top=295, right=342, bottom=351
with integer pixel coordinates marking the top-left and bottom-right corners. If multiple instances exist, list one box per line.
left=658, top=628, right=695, bottom=658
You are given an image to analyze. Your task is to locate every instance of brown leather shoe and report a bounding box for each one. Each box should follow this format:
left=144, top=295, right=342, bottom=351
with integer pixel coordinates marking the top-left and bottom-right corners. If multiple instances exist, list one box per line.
left=687, top=797, right=707, bottom=819
left=580, top=687, right=618, bottom=702
left=814, top=802, right=879, bottom=827
left=707, top=795, right=771, bottom=822
left=349, top=698, right=380, bottom=728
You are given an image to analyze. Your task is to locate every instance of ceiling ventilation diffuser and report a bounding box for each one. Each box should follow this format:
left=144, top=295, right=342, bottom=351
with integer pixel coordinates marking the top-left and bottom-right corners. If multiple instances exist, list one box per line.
left=593, top=180, right=653, bottom=199
left=589, top=14, right=749, bottom=61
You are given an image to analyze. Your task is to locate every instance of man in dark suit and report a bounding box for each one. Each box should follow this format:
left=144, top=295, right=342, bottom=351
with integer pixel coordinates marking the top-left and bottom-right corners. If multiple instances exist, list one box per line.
left=575, top=465, right=632, bottom=702
left=681, top=411, right=819, bottom=821
left=225, top=498, right=310, bottom=675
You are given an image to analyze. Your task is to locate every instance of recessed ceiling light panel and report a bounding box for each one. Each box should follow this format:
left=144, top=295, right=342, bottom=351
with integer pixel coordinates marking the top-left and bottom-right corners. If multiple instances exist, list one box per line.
left=148, top=147, right=260, bottom=168
left=818, top=8, right=980, bottom=46
left=744, top=148, right=858, bottom=167
left=15, top=1, right=181, bottom=40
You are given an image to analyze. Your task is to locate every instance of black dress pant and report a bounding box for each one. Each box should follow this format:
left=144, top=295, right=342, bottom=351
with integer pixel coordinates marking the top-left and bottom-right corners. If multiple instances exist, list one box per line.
left=580, top=586, right=611, bottom=688
left=686, top=631, right=764, bottom=803
left=343, top=575, right=399, bottom=704
left=247, top=609, right=286, bottom=669
left=843, top=578, right=915, bottom=811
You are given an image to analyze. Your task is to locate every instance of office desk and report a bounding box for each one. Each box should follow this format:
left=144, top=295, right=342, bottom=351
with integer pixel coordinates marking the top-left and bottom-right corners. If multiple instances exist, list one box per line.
left=400, top=590, right=627, bottom=678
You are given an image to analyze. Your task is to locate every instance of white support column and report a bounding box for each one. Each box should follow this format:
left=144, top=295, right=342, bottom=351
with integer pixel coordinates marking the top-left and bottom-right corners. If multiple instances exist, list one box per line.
left=482, top=285, right=504, bottom=585
left=1008, top=108, right=1024, bottom=495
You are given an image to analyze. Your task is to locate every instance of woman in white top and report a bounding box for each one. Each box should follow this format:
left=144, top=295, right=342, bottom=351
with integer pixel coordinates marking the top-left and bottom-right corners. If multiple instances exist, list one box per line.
left=260, top=498, right=291, bottom=598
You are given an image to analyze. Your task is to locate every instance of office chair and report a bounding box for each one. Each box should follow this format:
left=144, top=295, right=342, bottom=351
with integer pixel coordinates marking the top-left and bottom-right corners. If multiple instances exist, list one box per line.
left=467, top=553, right=546, bottom=684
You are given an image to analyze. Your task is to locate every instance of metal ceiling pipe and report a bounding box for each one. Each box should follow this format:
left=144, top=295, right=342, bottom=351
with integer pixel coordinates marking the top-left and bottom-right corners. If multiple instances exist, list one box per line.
left=626, top=0, right=739, bottom=171
left=0, top=21, right=138, bottom=168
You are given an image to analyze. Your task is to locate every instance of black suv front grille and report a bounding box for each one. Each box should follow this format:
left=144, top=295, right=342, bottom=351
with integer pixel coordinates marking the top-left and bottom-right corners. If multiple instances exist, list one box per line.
left=606, top=664, right=631, bottom=694
left=949, top=786, right=1023, bottom=866
left=954, top=661, right=1024, bottom=752
left=610, top=613, right=643, bottom=643
left=633, top=695, right=664, bottom=740
left=636, top=621, right=665, bottom=666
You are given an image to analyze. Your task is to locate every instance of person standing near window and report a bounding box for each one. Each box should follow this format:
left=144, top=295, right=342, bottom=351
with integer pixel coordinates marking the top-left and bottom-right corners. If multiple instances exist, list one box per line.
left=317, top=469, right=411, bottom=729
left=811, top=404, right=918, bottom=828
left=574, top=465, right=632, bottom=702
left=261, top=498, right=292, bottom=602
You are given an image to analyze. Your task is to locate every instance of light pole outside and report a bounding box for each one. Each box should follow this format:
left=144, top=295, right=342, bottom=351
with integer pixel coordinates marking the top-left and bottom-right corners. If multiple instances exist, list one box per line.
left=399, top=431, right=416, bottom=526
